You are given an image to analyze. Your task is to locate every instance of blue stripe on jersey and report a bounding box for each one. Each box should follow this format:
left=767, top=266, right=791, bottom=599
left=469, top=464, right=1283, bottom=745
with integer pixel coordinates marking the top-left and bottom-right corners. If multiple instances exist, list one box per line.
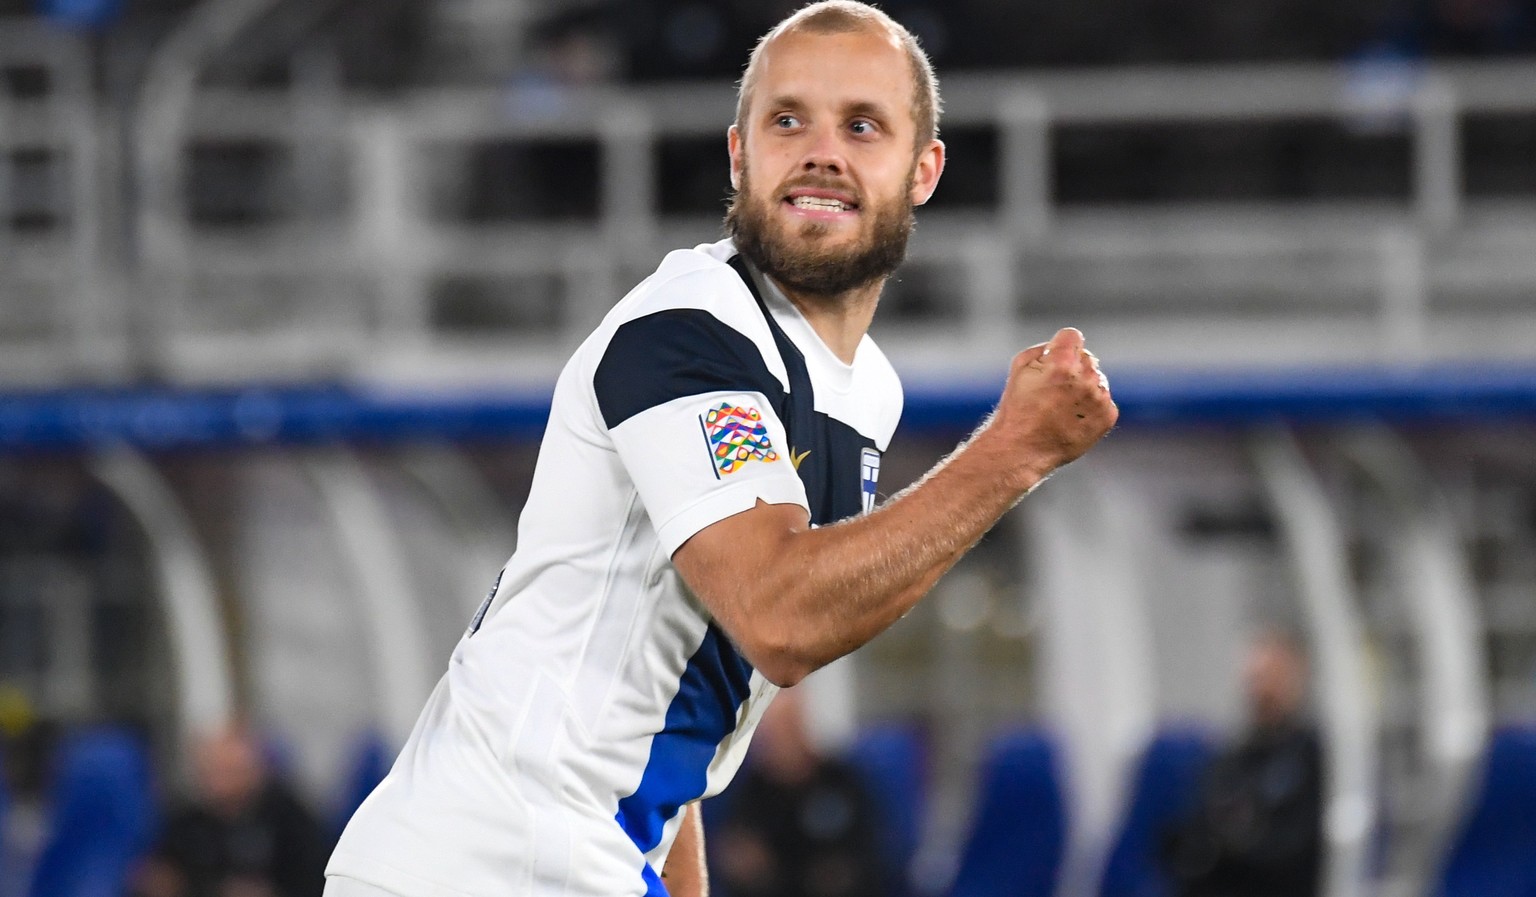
left=641, top=862, right=667, bottom=897
left=723, top=255, right=879, bottom=526
left=791, top=410, right=880, bottom=526
left=594, top=309, right=785, bottom=429
left=615, top=624, right=754, bottom=878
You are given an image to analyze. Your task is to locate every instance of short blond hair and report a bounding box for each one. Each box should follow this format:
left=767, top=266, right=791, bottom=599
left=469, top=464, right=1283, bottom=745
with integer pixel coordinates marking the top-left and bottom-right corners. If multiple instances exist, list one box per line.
left=734, top=1, right=942, bottom=148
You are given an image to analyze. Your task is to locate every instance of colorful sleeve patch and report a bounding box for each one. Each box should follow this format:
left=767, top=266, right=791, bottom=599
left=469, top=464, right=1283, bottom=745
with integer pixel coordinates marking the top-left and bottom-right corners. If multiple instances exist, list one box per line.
left=698, top=403, right=780, bottom=477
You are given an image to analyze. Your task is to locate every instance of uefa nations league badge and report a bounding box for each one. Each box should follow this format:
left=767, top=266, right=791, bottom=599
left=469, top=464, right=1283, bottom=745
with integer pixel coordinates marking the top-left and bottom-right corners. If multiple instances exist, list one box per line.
left=860, top=448, right=881, bottom=514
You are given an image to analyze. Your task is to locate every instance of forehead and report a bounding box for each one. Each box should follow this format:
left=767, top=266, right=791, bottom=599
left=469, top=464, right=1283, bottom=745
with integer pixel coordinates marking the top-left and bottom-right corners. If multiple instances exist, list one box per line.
left=748, top=27, right=915, bottom=120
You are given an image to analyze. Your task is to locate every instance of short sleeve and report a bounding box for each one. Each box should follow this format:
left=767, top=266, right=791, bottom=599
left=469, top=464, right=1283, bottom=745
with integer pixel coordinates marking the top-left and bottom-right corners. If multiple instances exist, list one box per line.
left=594, top=308, right=810, bottom=556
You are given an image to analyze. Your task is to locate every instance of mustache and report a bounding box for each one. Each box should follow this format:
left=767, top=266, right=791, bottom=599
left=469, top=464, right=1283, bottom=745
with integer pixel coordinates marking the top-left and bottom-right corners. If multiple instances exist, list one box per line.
left=776, top=176, right=861, bottom=203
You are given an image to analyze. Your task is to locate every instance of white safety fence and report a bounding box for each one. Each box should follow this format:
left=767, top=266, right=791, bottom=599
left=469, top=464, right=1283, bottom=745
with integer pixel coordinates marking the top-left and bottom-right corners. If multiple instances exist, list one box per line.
left=2, top=16, right=1535, bottom=386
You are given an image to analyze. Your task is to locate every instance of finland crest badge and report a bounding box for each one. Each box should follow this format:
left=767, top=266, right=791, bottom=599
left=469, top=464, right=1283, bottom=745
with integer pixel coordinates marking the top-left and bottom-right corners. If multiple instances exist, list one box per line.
left=860, top=447, right=881, bottom=514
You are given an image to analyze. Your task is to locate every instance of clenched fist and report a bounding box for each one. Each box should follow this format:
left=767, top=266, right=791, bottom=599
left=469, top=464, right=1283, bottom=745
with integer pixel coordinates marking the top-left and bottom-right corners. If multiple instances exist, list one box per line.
left=989, top=327, right=1118, bottom=487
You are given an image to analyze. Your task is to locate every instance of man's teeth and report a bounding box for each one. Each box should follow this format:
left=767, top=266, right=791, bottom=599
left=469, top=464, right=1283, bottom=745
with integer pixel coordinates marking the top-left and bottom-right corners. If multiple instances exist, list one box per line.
left=791, top=196, right=849, bottom=211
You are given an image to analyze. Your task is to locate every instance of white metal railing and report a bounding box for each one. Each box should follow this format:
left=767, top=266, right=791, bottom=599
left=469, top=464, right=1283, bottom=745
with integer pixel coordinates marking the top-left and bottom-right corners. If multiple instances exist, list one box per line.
left=1252, top=430, right=1379, bottom=897
left=301, top=449, right=438, bottom=745
left=1342, top=430, right=1490, bottom=897
left=4, top=25, right=1536, bottom=385
left=89, top=448, right=237, bottom=747
left=1027, top=466, right=1158, bottom=897
left=0, top=20, right=107, bottom=379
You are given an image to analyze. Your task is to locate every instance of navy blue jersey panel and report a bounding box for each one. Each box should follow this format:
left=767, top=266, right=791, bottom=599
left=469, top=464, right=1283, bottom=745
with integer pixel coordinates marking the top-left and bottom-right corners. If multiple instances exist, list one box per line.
left=594, top=309, right=787, bottom=429
left=724, top=254, right=879, bottom=526
left=793, top=411, right=878, bottom=526
left=730, top=257, right=817, bottom=453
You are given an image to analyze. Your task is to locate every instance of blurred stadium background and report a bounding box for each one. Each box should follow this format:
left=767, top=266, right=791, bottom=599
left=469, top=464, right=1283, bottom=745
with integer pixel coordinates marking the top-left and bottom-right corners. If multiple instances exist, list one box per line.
left=1, top=0, right=1535, bottom=894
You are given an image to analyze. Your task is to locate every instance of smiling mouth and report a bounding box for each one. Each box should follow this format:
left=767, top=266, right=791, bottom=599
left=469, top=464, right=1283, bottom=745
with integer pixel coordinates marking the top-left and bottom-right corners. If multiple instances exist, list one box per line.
left=786, top=196, right=858, bottom=213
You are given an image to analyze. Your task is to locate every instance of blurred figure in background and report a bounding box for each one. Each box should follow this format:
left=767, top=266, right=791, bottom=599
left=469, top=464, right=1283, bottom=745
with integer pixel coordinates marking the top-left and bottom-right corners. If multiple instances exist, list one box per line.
left=1369, top=0, right=1535, bottom=57
left=24, top=723, right=158, bottom=897
left=713, top=688, right=888, bottom=897
left=134, top=722, right=328, bottom=897
left=0, top=692, right=48, bottom=897
left=1161, top=630, right=1323, bottom=897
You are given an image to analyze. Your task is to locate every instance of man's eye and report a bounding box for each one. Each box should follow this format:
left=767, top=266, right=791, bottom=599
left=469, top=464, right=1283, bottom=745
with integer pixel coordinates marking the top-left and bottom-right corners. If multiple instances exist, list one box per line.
left=850, top=120, right=875, bottom=135
left=775, top=115, right=800, bottom=129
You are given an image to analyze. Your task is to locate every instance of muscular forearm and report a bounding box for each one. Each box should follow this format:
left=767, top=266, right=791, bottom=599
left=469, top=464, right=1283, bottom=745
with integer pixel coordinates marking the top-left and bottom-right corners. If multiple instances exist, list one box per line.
left=720, top=421, right=1036, bottom=683
left=661, top=802, right=707, bottom=897
left=675, top=329, right=1115, bottom=686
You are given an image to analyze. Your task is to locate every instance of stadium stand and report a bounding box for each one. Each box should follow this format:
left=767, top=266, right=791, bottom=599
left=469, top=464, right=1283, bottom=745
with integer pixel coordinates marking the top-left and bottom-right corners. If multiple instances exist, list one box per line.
left=330, top=728, right=390, bottom=841
left=0, top=743, right=9, bottom=891
left=25, top=726, right=156, bottom=897
left=1098, top=727, right=1218, bottom=897
left=1436, top=726, right=1536, bottom=897
left=2, top=3, right=1536, bottom=897
left=846, top=721, right=930, bottom=897
left=949, top=728, right=1067, bottom=897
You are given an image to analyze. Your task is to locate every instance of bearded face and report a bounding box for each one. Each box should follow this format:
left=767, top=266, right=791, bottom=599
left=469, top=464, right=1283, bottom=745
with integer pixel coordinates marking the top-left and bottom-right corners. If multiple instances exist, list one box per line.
left=725, top=162, right=917, bottom=298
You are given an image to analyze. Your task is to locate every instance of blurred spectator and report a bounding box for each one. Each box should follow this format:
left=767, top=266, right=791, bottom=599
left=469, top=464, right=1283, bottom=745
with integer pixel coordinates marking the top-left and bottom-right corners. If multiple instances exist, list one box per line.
left=133, top=722, right=328, bottom=897
left=1160, top=630, right=1323, bottom=897
left=1368, top=0, right=1536, bottom=58
left=521, top=4, right=624, bottom=88
left=27, top=724, right=158, bottom=897
left=0, top=695, right=51, bottom=897
left=451, top=5, right=620, bottom=228
left=621, top=0, right=784, bottom=82
left=712, top=689, right=889, bottom=897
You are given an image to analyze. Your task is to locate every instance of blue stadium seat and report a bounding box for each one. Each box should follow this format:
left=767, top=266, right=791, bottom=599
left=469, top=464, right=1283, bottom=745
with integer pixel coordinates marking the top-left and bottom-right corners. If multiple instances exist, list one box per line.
left=1099, top=727, right=1217, bottom=897
left=26, top=726, right=158, bottom=897
left=1436, top=726, right=1536, bottom=897
left=847, top=722, right=928, bottom=895
left=260, top=730, right=303, bottom=781
left=949, top=728, right=1067, bottom=897
left=0, top=741, right=11, bottom=890
left=332, top=728, right=393, bottom=838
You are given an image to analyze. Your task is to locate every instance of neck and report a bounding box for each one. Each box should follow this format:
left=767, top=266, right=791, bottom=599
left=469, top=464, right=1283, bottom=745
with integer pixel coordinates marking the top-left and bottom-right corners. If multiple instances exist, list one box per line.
left=772, top=277, right=882, bottom=364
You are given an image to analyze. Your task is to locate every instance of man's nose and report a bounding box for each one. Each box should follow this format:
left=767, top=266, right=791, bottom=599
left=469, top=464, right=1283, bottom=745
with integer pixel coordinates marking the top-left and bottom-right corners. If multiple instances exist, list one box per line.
left=799, top=126, right=846, bottom=176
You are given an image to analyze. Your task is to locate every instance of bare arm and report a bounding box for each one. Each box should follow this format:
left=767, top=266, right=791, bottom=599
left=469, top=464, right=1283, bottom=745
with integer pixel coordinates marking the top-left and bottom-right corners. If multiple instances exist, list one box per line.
left=673, top=327, right=1117, bottom=686
left=661, top=802, right=707, bottom=897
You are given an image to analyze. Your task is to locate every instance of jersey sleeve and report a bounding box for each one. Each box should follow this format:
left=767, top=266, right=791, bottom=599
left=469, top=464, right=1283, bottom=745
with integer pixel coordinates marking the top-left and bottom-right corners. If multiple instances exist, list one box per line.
left=594, top=307, right=809, bottom=556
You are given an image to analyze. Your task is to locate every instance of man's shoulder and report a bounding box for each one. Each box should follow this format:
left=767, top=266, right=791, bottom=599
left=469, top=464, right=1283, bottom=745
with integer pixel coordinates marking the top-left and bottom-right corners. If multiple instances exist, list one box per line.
left=853, top=336, right=902, bottom=394
left=159, top=800, right=222, bottom=833
left=573, top=240, right=793, bottom=419
left=819, top=336, right=901, bottom=448
left=584, top=239, right=785, bottom=377
left=612, top=239, right=760, bottom=329
left=258, top=779, right=322, bottom=823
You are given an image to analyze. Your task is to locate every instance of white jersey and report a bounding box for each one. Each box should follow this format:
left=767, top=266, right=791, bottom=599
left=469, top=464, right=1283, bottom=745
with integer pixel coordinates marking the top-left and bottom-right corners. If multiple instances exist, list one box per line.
left=327, top=239, right=903, bottom=897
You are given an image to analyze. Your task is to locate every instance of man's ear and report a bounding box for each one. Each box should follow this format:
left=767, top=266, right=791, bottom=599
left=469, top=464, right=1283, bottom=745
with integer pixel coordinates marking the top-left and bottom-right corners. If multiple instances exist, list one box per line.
left=910, top=138, right=945, bottom=206
left=728, top=125, right=744, bottom=191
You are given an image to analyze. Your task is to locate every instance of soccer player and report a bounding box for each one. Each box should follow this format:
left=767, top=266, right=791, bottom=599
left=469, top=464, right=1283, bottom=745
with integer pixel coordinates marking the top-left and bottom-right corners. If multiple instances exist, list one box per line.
left=324, top=3, right=1118, bottom=896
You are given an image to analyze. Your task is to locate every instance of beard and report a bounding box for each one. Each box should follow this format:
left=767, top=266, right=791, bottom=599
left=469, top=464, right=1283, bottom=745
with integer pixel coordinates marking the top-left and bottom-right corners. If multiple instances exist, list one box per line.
left=725, top=166, right=916, bottom=298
